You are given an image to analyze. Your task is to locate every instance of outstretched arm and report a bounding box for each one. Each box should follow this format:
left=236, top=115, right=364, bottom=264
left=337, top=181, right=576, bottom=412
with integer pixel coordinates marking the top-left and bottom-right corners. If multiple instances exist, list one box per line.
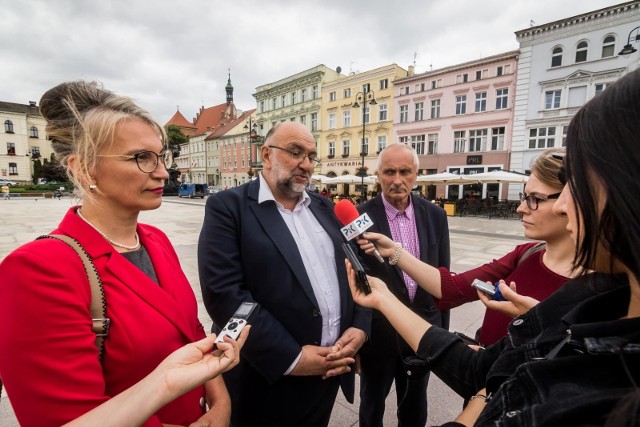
left=358, top=232, right=444, bottom=299
left=346, top=259, right=431, bottom=352
left=64, top=330, right=249, bottom=427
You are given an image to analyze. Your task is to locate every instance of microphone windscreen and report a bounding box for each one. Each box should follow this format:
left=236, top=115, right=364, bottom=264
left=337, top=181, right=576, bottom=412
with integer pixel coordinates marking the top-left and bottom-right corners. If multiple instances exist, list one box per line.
left=334, top=199, right=359, bottom=226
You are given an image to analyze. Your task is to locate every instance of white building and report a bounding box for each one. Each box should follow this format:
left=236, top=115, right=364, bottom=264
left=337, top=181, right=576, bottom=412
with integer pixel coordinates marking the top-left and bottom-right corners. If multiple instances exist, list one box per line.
left=509, top=0, right=640, bottom=197
left=0, top=101, right=51, bottom=184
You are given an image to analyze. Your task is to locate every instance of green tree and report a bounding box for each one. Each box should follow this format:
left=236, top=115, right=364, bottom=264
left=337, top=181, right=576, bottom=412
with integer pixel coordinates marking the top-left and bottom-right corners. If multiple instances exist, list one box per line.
left=32, top=159, right=43, bottom=183
left=165, top=124, right=187, bottom=161
left=41, top=153, right=68, bottom=183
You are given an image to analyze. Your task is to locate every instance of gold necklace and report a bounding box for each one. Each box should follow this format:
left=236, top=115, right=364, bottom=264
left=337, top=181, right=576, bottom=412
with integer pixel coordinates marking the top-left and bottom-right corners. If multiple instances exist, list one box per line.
left=77, top=209, right=140, bottom=250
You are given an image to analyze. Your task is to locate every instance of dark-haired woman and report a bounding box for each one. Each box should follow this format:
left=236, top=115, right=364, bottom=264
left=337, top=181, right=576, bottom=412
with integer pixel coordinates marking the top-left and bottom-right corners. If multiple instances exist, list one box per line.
left=347, top=67, right=640, bottom=426
left=0, top=81, right=243, bottom=426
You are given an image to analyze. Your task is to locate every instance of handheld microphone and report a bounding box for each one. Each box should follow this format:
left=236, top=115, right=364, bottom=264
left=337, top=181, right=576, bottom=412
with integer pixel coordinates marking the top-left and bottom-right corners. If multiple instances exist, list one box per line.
left=334, top=200, right=385, bottom=263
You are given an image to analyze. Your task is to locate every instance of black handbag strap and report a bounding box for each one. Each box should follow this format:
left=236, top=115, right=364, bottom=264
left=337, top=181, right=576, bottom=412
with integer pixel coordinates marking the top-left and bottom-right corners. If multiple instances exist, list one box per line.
left=37, top=234, right=110, bottom=362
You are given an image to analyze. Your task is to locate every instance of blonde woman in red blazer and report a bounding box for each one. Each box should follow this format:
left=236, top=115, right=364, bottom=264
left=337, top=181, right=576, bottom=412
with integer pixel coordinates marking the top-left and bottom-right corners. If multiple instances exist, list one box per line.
left=0, top=81, right=240, bottom=426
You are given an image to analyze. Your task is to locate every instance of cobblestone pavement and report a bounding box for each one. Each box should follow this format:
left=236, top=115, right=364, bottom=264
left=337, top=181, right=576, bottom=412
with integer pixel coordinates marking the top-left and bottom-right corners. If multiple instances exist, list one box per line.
left=0, top=197, right=527, bottom=426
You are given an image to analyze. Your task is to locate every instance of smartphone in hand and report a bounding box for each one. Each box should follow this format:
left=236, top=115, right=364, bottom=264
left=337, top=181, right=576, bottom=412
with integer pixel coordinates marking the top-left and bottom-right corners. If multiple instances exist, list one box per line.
left=471, top=279, right=506, bottom=301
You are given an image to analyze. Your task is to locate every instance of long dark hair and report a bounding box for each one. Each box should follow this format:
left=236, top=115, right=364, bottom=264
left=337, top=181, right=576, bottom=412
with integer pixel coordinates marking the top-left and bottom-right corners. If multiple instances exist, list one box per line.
left=565, top=68, right=640, bottom=279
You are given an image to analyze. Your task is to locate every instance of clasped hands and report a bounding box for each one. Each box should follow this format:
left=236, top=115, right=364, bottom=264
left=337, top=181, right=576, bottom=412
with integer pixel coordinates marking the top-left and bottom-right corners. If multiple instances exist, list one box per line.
left=290, top=327, right=367, bottom=379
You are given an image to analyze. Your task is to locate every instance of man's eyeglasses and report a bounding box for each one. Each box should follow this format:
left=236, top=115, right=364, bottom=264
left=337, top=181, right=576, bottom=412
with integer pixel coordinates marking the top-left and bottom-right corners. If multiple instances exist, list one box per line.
left=519, top=192, right=562, bottom=211
left=269, top=145, right=321, bottom=167
left=98, top=149, right=173, bottom=173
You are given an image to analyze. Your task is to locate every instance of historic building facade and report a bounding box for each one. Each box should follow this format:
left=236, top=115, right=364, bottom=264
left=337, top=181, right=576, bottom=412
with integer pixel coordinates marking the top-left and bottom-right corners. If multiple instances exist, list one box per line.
left=318, top=64, right=407, bottom=193
left=252, top=64, right=343, bottom=173
left=393, top=51, right=519, bottom=200
left=207, top=109, right=256, bottom=189
left=169, top=73, right=240, bottom=185
left=0, top=101, right=50, bottom=185
left=509, top=0, right=640, bottom=198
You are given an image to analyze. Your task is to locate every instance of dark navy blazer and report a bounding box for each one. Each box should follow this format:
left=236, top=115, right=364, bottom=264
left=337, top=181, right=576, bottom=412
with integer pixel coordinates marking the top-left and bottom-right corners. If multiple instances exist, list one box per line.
left=198, top=178, right=371, bottom=425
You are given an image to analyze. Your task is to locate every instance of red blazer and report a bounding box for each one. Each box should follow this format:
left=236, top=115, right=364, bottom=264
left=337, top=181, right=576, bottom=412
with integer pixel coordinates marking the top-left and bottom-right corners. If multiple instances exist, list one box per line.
left=0, top=207, right=206, bottom=426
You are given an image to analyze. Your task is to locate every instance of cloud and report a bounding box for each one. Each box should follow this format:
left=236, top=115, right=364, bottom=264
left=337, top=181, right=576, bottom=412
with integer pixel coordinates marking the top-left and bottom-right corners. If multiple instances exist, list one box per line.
left=1, top=0, right=618, bottom=124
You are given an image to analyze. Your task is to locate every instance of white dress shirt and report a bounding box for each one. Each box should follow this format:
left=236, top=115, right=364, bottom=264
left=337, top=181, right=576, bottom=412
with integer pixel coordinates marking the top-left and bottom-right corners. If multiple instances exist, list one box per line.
left=258, top=173, right=342, bottom=373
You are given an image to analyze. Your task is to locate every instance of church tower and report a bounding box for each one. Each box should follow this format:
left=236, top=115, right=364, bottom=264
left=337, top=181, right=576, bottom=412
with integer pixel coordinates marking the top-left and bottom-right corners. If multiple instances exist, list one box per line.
left=225, top=71, right=234, bottom=106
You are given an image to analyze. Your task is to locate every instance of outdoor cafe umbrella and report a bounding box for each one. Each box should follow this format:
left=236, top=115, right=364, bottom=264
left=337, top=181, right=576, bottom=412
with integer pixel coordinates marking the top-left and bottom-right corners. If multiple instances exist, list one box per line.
left=415, top=172, right=476, bottom=185
left=467, top=170, right=529, bottom=184
left=311, top=174, right=326, bottom=184
left=321, top=174, right=377, bottom=185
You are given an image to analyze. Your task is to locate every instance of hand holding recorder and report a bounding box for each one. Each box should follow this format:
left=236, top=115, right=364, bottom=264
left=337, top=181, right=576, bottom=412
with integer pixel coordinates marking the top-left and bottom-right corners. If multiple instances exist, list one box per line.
left=215, top=302, right=257, bottom=344
left=344, top=258, right=393, bottom=310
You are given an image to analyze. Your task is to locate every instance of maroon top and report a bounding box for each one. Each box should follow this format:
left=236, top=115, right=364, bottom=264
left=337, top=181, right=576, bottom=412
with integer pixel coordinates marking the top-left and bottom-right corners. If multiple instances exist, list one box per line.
left=435, top=242, right=569, bottom=346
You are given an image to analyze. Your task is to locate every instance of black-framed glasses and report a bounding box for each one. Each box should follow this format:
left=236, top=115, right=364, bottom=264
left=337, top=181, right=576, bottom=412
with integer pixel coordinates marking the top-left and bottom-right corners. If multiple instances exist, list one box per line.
left=269, top=145, right=321, bottom=166
left=519, top=191, right=562, bottom=211
left=98, top=149, right=173, bottom=173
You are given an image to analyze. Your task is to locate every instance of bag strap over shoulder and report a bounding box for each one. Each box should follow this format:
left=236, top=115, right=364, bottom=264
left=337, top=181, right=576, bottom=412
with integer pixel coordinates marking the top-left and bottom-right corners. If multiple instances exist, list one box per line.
left=517, top=242, right=546, bottom=267
left=37, top=234, right=109, bottom=362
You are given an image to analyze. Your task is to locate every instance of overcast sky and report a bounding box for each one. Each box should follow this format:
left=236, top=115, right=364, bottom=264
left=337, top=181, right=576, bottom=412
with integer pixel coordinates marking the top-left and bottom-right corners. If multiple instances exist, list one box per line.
left=2, top=0, right=620, bottom=125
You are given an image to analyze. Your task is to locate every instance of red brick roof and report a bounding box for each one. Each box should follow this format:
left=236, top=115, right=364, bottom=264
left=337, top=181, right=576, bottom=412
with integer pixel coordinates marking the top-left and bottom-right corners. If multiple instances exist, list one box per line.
left=193, top=103, right=228, bottom=134
left=165, top=110, right=197, bottom=135
left=165, top=102, right=241, bottom=136
left=205, top=109, right=256, bottom=140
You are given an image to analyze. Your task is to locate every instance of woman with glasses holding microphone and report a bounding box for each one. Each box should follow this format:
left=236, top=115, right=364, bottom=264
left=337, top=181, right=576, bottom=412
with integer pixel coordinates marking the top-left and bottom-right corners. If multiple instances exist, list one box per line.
left=0, top=81, right=245, bottom=426
left=357, top=148, right=577, bottom=346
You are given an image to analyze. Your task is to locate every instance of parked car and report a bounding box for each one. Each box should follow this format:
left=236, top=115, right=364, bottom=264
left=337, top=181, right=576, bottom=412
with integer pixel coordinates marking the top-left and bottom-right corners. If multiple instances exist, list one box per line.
left=178, top=183, right=207, bottom=199
left=0, top=179, right=18, bottom=186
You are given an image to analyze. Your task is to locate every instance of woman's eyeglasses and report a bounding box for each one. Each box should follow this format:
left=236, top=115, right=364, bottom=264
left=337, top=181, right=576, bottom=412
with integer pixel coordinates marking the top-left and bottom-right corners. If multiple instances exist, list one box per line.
left=519, top=192, right=562, bottom=211
left=98, top=149, right=174, bottom=173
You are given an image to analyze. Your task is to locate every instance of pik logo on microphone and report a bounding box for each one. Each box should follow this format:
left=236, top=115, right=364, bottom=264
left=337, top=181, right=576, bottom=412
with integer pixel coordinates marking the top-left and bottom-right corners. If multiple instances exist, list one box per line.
left=340, top=213, right=374, bottom=241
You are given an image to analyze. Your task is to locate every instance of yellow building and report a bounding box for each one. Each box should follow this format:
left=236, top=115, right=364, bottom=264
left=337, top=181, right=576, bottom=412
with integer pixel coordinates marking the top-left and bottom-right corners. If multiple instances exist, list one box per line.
left=318, top=64, right=407, bottom=193
left=253, top=64, right=343, bottom=175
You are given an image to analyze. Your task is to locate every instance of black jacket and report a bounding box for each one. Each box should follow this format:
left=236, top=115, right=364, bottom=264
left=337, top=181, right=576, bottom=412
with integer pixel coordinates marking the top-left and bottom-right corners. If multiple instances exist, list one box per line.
left=198, top=180, right=371, bottom=426
left=421, top=273, right=639, bottom=426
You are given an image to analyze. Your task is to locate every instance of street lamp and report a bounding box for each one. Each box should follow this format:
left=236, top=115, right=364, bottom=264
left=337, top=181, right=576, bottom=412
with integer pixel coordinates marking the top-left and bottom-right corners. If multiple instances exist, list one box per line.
left=25, top=151, right=43, bottom=184
left=618, top=26, right=640, bottom=56
left=352, top=90, right=377, bottom=200
left=244, top=116, right=264, bottom=175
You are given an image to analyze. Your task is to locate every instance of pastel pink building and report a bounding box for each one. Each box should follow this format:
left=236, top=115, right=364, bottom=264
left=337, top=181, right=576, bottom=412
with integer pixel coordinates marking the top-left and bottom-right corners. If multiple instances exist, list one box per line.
left=393, top=50, right=519, bottom=201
